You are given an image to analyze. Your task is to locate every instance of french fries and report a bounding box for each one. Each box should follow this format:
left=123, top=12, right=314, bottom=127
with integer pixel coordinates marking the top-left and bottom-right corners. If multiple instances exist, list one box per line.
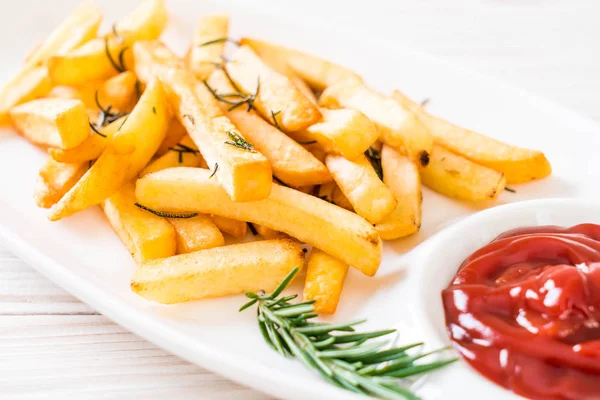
left=0, top=1, right=102, bottom=123
left=306, top=108, right=379, bottom=160
left=207, top=69, right=331, bottom=187
left=131, top=239, right=304, bottom=304
left=47, top=0, right=167, bottom=85
left=240, top=38, right=362, bottom=91
left=331, top=185, right=354, bottom=211
left=140, top=135, right=206, bottom=176
left=34, top=157, right=87, bottom=208
left=304, top=249, right=349, bottom=314
left=392, top=90, right=551, bottom=184
left=187, top=15, right=229, bottom=80
left=320, top=81, right=433, bottom=165
left=212, top=216, right=247, bottom=238
left=252, top=224, right=286, bottom=239
left=49, top=115, right=127, bottom=163
left=103, top=183, right=176, bottom=263
left=136, top=168, right=382, bottom=276
left=133, top=40, right=272, bottom=202
left=375, top=146, right=421, bottom=240
left=325, top=154, right=397, bottom=224
left=77, top=71, right=138, bottom=112
left=156, top=118, right=187, bottom=156
left=226, top=46, right=321, bottom=132
left=168, top=215, right=225, bottom=254
left=10, top=98, right=89, bottom=149
left=48, top=79, right=170, bottom=220
left=421, top=144, right=506, bottom=201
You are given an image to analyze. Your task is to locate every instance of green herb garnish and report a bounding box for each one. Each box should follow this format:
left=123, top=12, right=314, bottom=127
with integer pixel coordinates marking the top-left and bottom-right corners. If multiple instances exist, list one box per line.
left=297, top=140, right=317, bottom=145
left=365, top=147, right=383, bottom=180
left=169, top=143, right=199, bottom=163
left=248, top=223, right=258, bottom=236
left=505, top=187, right=516, bottom=193
left=197, top=37, right=239, bottom=47
left=104, top=37, right=128, bottom=73
left=241, top=267, right=457, bottom=400
left=134, top=203, right=198, bottom=219
left=209, top=163, right=218, bottom=178
left=203, top=76, right=260, bottom=112
left=94, top=90, right=129, bottom=127
left=225, top=131, right=255, bottom=152
left=271, top=110, right=282, bottom=130
left=89, top=121, right=106, bottom=137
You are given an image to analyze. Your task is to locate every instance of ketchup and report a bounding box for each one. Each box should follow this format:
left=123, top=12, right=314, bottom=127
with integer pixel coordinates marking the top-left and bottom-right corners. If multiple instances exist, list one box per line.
left=442, top=224, right=600, bottom=400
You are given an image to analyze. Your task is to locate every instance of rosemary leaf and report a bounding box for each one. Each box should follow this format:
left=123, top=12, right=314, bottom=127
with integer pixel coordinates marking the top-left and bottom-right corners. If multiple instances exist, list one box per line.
left=225, top=131, right=256, bottom=152
left=134, top=203, right=198, bottom=219
left=295, top=320, right=365, bottom=336
left=198, top=37, right=239, bottom=47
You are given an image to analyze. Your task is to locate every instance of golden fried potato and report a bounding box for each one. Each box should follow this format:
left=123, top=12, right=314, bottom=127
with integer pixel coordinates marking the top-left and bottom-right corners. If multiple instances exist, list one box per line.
left=49, top=115, right=127, bottom=163
left=240, top=38, right=362, bottom=91
left=168, top=215, right=224, bottom=254
left=226, top=46, right=321, bottom=132
left=140, top=135, right=206, bottom=176
left=77, top=71, right=138, bottom=112
left=48, top=79, right=170, bottom=220
left=211, top=215, right=247, bottom=238
left=252, top=224, right=286, bottom=239
left=103, top=183, right=176, bottom=263
left=10, top=98, right=89, bottom=149
left=136, top=168, right=382, bottom=276
left=304, top=249, right=349, bottom=314
left=392, top=90, right=551, bottom=184
left=131, top=239, right=305, bottom=304
left=0, top=2, right=102, bottom=123
left=325, top=154, right=397, bottom=224
left=375, top=146, right=421, bottom=240
left=207, top=69, right=331, bottom=187
left=156, top=118, right=187, bottom=156
left=421, top=144, right=506, bottom=201
left=133, top=40, right=272, bottom=202
left=48, top=0, right=167, bottom=85
left=331, top=185, right=354, bottom=211
left=34, top=157, right=87, bottom=208
left=307, top=108, right=379, bottom=160
left=320, top=81, right=432, bottom=165
left=186, top=15, right=229, bottom=80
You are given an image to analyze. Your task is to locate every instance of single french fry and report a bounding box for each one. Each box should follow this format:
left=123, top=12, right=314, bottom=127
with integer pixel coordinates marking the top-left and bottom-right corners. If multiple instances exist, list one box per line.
left=240, top=38, right=361, bottom=91
left=207, top=69, right=331, bottom=187
left=136, top=168, right=382, bottom=276
left=156, top=118, right=187, bottom=156
left=252, top=224, right=286, bottom=239
left=238, top=37, right=317, bottom=105
left=325, top=154, right=397, bottom=224
left=133, top=40, right=272, bottom=202
left=421, top=144, right=506, bottom=201
left=168, top=215, right=224, bottom=254
left=186, top=15, right=229, bottom=80
left=320, top=81, right=432, bottom=166
left=331, top=185, right=354, bottom=211
left=375, top=146, right=421, bottom=240
left=10, top=98, right=89, bottom=149
left=211, top=215, right=247, bottom=238
left=304, top=249, right=349, bottom=314
left=226, top=45, right=321, bottom=132
left=132, top=239, right=304, bottom=304
left=0, top=1, right=102, bottom=123
left=140, top=135, right=206, bottom=176
left=77, top=71, right=138, bottom=112
left=307, top=108, right=379, bottom=160
left=392, top=90, right=552, bottom=184
left=34, top=157, right=87, bottom=208
left=49, top=115, right=127, bottom=163
left=103, top=183, right=176, bottom=263
left=48, top=0, right=167, bottom=85
left=48, top=79, right=170, bottom=220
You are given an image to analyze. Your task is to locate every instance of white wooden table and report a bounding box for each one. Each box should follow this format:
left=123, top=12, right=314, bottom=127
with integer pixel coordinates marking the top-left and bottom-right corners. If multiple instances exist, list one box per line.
left=2, top=1, right=599, bottom=398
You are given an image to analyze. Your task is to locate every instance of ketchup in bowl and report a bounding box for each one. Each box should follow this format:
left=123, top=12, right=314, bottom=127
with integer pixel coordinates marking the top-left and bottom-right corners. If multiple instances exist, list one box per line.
left=442, top=224, right=600, bottom=400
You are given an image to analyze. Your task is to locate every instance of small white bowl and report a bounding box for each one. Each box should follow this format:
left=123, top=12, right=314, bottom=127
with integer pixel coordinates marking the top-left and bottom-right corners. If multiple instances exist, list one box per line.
left=410, top=198, right=600, bottom=399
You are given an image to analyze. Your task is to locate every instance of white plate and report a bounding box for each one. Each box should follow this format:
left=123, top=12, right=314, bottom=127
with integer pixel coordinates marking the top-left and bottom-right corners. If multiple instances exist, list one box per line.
left=2, top=1, right=600, bottom=399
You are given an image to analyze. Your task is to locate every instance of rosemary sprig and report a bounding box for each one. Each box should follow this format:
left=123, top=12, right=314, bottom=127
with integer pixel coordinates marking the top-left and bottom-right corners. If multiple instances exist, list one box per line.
left=225, top=131, right=256, bottom=152
left=203, top=77, right=260, bottom=112
left=169, top=143, right=200, bottom=163
left=271, top=110, right=282, bottom=130
left=89, top=121, right=106, bottom=137
left=94, top=90, right=129, bottom=127
left=134, top=203, right=198, bottom=219
left=297, top=140, right=317, bottom=145
left=504, top=187, right=516, bottom=193
left=112, top=24, right=124, bottom=44
left=198, top=37, right=239, bottom=47
left=104, top=37, right=128, bottom=73
left=248, top=223, right=258, bottom=236
left=241, top=267, right=457, bottom=400
left=365, top=147, right=383, bottom=180
left=209, top=163, right=218, bottom=178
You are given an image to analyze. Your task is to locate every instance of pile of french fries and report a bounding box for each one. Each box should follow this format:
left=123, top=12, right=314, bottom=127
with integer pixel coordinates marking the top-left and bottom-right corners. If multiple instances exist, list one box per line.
left=2, top=0, right=552, bottom=313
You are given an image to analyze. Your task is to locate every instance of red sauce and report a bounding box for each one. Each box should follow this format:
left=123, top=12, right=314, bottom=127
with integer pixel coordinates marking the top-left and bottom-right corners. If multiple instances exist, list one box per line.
left=442, top=224, right=600, bottom=400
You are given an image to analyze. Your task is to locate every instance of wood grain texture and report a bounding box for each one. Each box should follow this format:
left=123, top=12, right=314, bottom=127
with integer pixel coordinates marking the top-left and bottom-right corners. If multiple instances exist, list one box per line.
left=1, top=0, right=599, bottom=398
